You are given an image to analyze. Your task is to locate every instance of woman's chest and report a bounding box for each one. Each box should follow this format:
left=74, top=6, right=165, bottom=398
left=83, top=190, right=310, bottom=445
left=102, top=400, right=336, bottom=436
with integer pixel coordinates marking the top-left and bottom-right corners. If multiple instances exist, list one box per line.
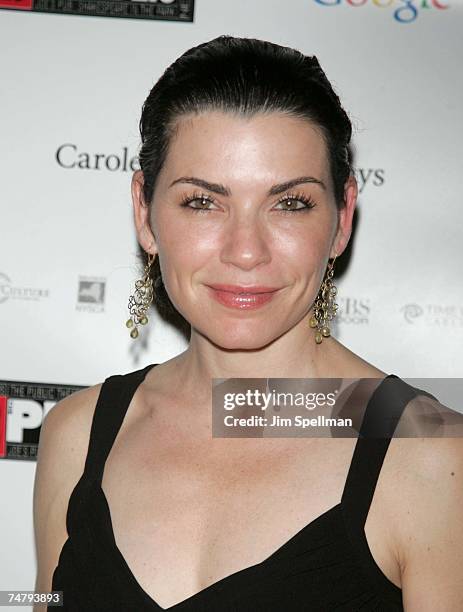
left=98, top=421, right=401, bottom=609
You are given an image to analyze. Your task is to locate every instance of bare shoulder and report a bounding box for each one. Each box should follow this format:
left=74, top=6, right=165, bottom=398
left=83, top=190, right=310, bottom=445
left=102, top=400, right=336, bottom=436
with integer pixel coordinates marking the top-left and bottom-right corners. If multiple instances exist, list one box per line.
left=386, top=432, right=463, bottom=609
left=397, top=390, right=463, bottom=437
left=32, top=381, right=104, bottom=611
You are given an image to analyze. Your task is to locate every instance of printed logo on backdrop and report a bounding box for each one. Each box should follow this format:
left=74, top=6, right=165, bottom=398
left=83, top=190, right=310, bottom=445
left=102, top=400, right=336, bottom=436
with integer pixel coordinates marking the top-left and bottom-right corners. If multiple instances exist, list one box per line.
left=313, top=0, right=449, bottom=24
left=0, top=0, right=194, bottom=22
left=353, top=168, right=384, bottom=194
left=401, top=303, right=463, bottom=327
left=76, top=277, right=106, bottom=313
left=337, top=297, right=371, bottom=324
left=56, top=144, right=140, bottom=172
left=0, top=272, right=49, bottom=305
left=55, top=147, right=385, bottom=187
left=0, top=380, right=85, bottom=460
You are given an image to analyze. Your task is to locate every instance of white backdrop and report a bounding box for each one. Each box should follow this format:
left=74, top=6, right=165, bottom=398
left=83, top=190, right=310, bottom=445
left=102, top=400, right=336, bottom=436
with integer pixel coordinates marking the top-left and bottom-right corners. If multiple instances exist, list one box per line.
left=0, top=0, right=462, bottom=607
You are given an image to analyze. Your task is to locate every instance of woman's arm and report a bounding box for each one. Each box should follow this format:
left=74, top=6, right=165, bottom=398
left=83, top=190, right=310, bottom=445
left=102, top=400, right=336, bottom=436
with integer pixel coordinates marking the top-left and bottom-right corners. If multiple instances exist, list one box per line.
left=399, top=436, right=463, bottom=610
left=32, top=384, right=102, bottom=612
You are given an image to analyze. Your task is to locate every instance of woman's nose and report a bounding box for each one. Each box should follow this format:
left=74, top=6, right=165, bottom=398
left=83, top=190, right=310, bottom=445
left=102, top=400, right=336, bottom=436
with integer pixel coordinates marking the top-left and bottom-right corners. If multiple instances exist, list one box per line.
left=219, top=214, right=272, bottom=270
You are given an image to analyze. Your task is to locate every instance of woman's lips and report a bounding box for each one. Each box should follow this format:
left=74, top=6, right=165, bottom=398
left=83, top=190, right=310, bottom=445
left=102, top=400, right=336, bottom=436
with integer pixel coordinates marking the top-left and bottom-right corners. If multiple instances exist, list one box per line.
left=205, top=285, right=280, bottom=310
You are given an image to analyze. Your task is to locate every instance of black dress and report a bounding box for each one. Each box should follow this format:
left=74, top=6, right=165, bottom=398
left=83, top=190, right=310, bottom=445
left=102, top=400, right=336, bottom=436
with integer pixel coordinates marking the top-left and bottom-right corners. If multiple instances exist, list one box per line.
left=49, top=364, right=437, bottom=611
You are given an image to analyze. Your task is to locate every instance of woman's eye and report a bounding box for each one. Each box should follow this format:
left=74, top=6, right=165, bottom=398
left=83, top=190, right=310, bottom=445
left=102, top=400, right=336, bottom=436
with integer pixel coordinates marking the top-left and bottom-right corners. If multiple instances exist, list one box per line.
left=191, top=199, right=212, bottom=209
left=180, top=196, right=216, bottom=213
left=275, top=196, right=316, bottom=212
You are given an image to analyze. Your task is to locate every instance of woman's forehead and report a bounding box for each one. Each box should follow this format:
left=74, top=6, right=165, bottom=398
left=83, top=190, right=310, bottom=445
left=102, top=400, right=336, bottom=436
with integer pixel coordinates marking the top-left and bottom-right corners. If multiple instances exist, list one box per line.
left=163, top=110, right=330, bottom=185
left=170, top=110, right=326, bottom=146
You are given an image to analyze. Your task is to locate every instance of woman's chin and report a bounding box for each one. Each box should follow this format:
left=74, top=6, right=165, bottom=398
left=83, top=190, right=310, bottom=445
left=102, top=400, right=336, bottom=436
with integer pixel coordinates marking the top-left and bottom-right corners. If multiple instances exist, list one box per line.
left=197, top=328, right=282, bottom=352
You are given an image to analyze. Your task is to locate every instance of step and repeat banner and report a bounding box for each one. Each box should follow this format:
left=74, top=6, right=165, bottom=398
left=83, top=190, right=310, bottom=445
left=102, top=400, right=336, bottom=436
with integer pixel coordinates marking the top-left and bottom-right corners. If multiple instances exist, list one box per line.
left=0, top=0, right=461, bottom=606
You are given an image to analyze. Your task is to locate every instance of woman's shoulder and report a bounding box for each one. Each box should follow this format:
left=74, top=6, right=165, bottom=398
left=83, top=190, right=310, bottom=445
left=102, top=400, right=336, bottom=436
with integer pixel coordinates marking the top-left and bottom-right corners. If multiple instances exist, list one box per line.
left=375, top=376, right=463, bottom=601
left=388, top=433, right=463, bottom=605
left=394, top=384, right=463, bottom=437
left=33, top=381, right=105, bottom=600
left=34, top=380, right=107, bottom=529
left=40, top=381, right=104, bottom=449
left=35, top=381, right=105, bottom=524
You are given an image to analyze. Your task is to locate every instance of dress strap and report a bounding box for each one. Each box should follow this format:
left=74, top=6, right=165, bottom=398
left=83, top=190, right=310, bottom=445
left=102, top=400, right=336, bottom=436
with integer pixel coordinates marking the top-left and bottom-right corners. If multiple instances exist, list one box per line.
left=340, top=374, right=438, bottom=590
left=82, top=362, right=159, bottom=484
left=341, top=374, right=438, bottom=518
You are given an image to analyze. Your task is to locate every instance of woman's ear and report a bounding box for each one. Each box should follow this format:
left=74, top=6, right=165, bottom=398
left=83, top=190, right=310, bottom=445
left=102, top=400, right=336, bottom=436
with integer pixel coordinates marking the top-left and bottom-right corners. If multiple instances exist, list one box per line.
left=331, top=173, right=357, bottom=258
left=131, top=170, right=158, bottom=255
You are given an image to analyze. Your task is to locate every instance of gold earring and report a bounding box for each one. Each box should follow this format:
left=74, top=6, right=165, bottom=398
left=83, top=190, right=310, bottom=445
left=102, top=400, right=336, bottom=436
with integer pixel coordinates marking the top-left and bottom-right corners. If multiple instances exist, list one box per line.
left=309, top=254, right=338, bottom=344
left=125, top=252, right=155, bottom=339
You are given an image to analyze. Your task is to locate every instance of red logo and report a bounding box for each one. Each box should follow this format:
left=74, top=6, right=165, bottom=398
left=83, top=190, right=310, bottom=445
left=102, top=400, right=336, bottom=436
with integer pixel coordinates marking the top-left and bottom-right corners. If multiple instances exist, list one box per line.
left=0, top=0, right=33, bottom=8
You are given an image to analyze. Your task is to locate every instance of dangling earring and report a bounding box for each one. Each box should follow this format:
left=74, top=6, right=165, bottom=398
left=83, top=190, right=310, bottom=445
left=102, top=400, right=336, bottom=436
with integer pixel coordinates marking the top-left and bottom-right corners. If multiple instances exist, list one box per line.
left=309, top=254, right=338, bottom=344
left=125, top=252, right=155, bottom=339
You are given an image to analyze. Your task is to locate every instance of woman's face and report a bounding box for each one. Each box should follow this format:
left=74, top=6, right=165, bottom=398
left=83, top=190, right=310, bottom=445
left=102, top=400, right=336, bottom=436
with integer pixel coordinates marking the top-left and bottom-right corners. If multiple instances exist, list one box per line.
left=133, top=111, right=356, bottom=349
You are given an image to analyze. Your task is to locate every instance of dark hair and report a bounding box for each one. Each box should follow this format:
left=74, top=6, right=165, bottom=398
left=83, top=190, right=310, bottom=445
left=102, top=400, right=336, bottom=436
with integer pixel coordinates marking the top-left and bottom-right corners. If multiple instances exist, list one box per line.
left=137, top=35, right=354, bottom=316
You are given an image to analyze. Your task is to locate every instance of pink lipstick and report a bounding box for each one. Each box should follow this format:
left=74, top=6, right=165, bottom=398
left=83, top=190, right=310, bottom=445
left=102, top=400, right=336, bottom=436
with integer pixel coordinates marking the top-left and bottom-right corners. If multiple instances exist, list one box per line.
left=205, top=284, right=280, bottom=310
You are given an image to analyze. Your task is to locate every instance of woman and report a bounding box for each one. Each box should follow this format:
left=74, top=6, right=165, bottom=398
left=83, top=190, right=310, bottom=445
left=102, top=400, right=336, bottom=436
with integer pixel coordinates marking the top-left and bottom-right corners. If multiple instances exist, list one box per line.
left=33, top=35, right=463, bottom=611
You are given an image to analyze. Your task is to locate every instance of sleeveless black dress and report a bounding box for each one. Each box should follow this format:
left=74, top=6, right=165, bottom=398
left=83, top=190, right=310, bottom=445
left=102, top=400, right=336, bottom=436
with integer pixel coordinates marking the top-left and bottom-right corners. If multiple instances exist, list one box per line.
left=49, top=364, right=437, bottom=611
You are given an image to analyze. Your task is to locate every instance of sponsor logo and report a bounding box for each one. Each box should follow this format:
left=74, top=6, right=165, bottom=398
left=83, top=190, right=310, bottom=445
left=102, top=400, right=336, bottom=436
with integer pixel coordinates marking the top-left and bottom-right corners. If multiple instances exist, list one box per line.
left=0, top=380, right=85, bottom=460
left=0, top=272, right=50, bottom=305
left=56, top=144, right=140, bottom=172
left=401, top=303, right=463, bottom=326
left=337, top=297, right=371, bottom=324
left=0, top=0, right=194, bottom=22
left=76, top=277, right=106, bottom=313
left=313, top=0, right=449, bottom=24
left=401, top=303, right=424, bottom=323
left=353, top=168, right=385, bottom=193
left=0, top=0, right=32, bottom=8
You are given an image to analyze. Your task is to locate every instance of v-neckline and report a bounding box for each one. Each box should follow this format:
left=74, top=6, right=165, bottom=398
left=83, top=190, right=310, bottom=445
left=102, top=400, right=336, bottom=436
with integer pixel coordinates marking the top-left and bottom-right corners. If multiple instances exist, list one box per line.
left=92, top=370, right=396, bottom=611
left=95, top=480, right=342, bottom=610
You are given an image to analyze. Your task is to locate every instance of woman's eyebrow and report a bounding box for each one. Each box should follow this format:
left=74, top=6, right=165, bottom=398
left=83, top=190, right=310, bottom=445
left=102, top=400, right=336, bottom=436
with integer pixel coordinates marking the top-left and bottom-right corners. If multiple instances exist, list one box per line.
left=168, top=176, right=326, bottom=196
